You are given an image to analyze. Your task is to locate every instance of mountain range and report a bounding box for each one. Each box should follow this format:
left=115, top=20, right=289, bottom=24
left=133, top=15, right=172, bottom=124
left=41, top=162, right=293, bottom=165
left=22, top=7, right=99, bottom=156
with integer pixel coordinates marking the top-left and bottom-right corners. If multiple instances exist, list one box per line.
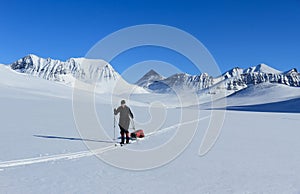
left=4, top=54, right=300, bottom=95
left=10, top=54, right=120, bottom=84
left=136, top=64, right=300, bottom=93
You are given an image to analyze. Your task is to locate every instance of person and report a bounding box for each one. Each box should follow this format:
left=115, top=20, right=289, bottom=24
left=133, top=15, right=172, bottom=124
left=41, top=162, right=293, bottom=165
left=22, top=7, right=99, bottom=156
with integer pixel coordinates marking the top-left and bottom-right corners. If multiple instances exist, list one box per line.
left=114, top=100, right=134, bottom=145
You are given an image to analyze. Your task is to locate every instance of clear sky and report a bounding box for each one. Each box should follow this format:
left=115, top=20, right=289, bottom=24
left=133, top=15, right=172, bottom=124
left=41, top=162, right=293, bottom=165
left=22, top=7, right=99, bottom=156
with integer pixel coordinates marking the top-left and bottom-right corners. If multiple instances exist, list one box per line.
left=1, top=0, right=299, bottom=82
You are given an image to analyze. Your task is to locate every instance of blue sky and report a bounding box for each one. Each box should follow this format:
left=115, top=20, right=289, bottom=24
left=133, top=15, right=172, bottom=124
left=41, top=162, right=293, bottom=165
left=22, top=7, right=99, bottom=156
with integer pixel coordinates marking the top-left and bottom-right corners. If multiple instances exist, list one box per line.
left=1, top=0, right=299, bottom=82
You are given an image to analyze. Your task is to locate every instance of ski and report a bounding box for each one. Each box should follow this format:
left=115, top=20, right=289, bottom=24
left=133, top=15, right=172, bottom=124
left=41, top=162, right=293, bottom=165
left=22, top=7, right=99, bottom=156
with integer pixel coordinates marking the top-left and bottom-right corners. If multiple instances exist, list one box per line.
left=114, top=143, right=128, bottom=147
left=114, top=137, right=142, bottom=147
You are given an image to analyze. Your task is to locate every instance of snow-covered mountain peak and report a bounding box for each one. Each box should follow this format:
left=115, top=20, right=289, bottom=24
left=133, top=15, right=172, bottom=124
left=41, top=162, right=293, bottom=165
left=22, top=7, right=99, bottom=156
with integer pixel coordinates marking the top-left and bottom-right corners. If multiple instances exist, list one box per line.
left=222, top=67, right=244, bottom=79
left=245, top=63, right=281, bottom=74
left=135, top=69, right=164, bottom=88
left=140, top=69, right=163, bottom=80
left=146, top=69, right=161, bottom=76
left=285, top=68, right=298, bottom=74
left=10, top=55, right=120, bottom=84
left=7, top=54, right=149, bottom=94
left=12, top=55, right=60, bottom=73
left=75, top=58, right=120, bottom=82
left=28, top=54, right=39, bottom=60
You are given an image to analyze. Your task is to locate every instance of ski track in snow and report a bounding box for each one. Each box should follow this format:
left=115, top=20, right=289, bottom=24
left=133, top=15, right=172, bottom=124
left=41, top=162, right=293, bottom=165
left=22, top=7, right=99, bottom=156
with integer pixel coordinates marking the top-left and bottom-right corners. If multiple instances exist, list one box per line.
left=0, top=116, right=209, bottom=169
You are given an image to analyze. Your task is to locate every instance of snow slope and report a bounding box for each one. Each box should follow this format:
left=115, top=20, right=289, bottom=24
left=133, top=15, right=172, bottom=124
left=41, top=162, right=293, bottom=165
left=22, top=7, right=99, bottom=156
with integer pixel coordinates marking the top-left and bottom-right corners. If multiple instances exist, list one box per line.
left=1, top=64, right=300, bottom=193
left=197, top=82, right=300, bottom=112
left=226, top=83, right=300, bottom=106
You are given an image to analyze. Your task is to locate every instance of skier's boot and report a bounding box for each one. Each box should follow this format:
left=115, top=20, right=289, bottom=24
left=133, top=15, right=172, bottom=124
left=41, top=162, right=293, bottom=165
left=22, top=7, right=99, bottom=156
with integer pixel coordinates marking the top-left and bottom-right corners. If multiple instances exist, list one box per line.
left=126, top=132, right=130, bottom=144
left=120, top=132, right=125, bottom=145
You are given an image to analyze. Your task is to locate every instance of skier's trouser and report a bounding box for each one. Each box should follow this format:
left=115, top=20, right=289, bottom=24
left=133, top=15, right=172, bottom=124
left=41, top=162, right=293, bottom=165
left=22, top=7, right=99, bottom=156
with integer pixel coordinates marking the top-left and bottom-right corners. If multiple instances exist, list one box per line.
left=119, top=125, right=129, bottom=143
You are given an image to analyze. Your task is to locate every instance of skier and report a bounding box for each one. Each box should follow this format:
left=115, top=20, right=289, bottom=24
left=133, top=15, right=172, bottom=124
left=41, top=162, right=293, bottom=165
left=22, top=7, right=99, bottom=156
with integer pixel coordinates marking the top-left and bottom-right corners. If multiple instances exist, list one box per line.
left=114, top=100, right=134, bottom=145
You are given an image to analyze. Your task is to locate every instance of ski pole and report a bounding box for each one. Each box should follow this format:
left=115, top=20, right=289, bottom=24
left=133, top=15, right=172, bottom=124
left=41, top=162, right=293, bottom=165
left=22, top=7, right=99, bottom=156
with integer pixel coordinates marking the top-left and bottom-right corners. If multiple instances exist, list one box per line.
left=131, top=118, right=136, bottom=132
left=131, top=118, right=139, bottom=143
left=113, top=113, right=116, bottom=141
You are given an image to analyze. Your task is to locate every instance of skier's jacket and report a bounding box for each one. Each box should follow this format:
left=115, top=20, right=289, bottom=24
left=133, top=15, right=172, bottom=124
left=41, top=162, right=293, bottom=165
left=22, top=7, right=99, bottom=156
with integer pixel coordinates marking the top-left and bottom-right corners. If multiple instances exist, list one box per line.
left=114, top=105, right=134, bottom=130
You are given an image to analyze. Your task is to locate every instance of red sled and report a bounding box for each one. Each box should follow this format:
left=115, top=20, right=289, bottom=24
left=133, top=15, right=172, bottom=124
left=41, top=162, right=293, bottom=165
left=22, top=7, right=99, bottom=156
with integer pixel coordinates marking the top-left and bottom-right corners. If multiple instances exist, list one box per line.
left=131, top=129, right=145, bottom=139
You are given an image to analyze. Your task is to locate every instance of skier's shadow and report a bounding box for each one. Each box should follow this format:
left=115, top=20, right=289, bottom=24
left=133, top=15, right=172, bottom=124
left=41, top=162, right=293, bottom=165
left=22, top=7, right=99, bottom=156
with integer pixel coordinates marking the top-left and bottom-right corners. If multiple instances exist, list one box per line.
left=33, top=135, right=115, bottom=143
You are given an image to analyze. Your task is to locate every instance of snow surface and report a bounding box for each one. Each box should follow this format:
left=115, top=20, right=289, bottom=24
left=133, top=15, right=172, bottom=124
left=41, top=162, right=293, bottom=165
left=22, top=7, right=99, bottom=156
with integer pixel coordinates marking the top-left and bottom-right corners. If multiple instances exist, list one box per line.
left=198, top=82, right=300, bottom=109
left=1, top=64, right=300, bottom=193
